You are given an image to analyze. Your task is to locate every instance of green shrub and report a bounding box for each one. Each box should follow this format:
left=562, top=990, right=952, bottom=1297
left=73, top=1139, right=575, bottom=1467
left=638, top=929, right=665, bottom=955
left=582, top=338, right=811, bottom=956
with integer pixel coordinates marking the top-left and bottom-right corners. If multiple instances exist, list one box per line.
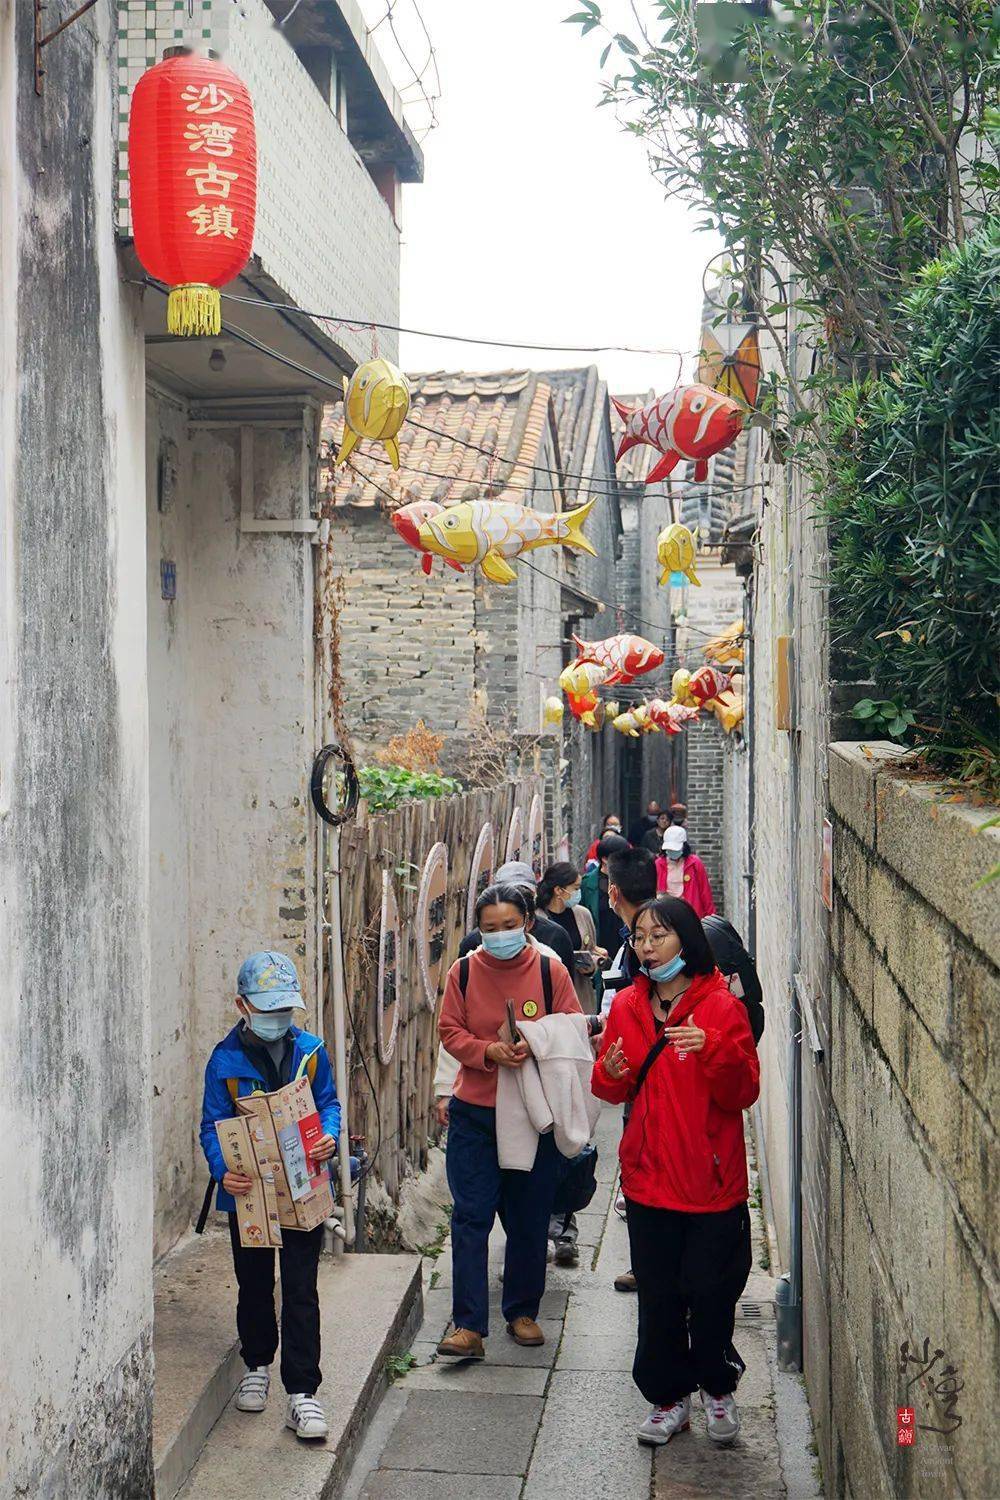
left=358, top=764, right=462, bottom=812
left=823, top=221, right=1000, bottom=778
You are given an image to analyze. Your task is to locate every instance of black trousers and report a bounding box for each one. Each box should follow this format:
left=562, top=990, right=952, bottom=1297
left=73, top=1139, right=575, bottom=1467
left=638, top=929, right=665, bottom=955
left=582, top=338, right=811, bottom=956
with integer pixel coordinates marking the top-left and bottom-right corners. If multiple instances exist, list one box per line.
left=228, top=1213, right=325, bottom=1395
left=626, top=1198, right=752, bottom=1405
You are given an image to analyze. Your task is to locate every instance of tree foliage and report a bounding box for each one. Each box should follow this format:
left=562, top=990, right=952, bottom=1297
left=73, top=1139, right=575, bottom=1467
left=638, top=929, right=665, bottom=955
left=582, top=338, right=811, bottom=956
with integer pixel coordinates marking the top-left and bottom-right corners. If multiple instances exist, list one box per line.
left=822, top=223, right=1000, bottom=772
left=569, top=0, right=999, bottom=369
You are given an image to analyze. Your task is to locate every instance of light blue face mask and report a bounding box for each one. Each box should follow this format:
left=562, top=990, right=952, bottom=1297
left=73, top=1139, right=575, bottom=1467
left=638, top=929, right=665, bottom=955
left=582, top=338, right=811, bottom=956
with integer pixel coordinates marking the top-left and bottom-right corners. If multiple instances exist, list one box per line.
left=645, top=953, right=686, bottom=983
left=564, top=889, right=582, bottom=908
left=480, top=927, right=528, bottom=960
left=243, top=1007, right=294, bottom=1042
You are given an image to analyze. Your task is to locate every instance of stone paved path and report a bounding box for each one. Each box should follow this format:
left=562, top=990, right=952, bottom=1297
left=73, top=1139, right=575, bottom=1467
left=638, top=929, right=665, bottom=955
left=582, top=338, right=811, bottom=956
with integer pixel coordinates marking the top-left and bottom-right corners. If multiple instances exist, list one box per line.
left=345, top=1107, right=823, bottom=1500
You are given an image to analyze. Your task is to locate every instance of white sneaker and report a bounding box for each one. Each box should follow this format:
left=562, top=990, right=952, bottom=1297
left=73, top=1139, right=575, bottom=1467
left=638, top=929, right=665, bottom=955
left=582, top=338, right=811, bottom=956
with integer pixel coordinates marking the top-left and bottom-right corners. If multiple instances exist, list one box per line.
left=637, top=1396, right=690, bottom=1446
left=286, top=1393, right=330, bottom=1440
left=234, top=1368, right=269, bottom=1413
left=701, top=1389, right=740, bottom=1443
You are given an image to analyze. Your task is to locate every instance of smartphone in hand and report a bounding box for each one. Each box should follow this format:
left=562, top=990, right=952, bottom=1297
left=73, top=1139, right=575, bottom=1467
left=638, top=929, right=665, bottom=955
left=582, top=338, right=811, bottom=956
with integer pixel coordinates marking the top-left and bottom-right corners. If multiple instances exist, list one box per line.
left=505, top=1000, right=521, bottom=1045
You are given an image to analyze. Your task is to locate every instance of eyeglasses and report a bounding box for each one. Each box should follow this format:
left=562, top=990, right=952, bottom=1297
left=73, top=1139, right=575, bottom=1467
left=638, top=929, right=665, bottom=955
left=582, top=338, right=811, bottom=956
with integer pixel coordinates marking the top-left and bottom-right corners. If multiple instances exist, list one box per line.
left=631, top=928, right=673, bottom=947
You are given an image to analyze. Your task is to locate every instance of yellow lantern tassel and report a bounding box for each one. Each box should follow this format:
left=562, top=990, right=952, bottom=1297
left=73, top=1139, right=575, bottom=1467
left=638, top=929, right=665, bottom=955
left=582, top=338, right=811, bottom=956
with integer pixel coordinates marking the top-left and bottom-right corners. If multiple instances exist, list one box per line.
left=167, top=283, right=221, bottom=337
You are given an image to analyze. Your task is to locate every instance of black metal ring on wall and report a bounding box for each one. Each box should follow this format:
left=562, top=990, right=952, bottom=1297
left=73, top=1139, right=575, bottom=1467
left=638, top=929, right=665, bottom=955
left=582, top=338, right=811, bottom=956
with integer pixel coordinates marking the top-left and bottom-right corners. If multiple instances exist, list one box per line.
left=310, top=743, right=360, bottom=827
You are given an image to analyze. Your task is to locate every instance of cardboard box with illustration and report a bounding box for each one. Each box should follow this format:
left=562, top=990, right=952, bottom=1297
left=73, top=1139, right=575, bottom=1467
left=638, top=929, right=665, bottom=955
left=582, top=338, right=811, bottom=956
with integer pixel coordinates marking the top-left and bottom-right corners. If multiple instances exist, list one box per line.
left=215, top=1074, right=334, bottom=1247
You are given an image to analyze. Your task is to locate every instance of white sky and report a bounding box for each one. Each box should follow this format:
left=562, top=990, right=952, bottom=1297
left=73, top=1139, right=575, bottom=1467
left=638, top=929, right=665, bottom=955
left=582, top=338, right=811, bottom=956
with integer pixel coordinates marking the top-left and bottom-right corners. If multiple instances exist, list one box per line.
left=357, top=0, right=720, bottom=394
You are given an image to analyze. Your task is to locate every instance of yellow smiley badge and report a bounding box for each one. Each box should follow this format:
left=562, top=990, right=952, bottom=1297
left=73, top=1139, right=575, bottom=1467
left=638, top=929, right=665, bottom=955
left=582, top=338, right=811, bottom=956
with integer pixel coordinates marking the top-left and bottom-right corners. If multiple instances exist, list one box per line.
left=523, top=1001, right=538, bottom=1018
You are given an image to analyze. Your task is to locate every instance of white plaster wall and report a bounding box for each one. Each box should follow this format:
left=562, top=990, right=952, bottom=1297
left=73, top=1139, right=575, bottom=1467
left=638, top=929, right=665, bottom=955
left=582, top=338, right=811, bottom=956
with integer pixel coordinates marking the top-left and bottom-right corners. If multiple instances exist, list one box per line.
left=146, top=400, right=318, bottom=1255
left=0, top=1, right=154, bottom=1488
left=117, top=0, right=402, bottom=366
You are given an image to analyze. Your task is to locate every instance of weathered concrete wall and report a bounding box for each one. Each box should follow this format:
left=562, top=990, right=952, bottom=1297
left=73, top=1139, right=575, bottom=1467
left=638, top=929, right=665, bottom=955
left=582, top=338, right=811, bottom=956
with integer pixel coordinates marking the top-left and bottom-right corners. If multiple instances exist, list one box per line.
left=117, top=0, right=403, bottom=367
left=0, top=2, right=153, bottom=1492
left=722, top=734, right=751, bottom=939
left=146, top=398, right=318, bottom=1256
left=828, top=743, right=999, bottom=1500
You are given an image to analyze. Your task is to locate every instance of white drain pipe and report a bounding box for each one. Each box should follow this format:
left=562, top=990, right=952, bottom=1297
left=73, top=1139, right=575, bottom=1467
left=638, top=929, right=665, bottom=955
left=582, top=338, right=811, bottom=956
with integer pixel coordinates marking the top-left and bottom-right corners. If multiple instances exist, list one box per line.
left=326, top=823, right=356, bottom=1247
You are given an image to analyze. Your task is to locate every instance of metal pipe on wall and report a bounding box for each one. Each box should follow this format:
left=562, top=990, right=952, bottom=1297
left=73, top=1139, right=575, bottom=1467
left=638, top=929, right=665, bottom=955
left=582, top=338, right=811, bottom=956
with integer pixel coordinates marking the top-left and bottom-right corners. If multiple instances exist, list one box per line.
left=325, top=823, right=356, bottom=1247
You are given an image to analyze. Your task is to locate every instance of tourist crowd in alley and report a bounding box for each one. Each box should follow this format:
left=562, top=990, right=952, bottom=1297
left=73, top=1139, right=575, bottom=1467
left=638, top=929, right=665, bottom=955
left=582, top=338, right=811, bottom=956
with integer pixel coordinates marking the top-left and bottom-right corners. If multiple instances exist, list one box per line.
left=190, top=800, right=822, bottom=1498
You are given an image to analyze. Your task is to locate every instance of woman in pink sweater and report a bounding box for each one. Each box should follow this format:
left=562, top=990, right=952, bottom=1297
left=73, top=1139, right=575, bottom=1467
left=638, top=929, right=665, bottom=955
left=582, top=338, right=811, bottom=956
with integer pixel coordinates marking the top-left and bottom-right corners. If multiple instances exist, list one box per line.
left=656, top=825, right=715, bottom=918
left=436, top=882, right=582, bottom=1362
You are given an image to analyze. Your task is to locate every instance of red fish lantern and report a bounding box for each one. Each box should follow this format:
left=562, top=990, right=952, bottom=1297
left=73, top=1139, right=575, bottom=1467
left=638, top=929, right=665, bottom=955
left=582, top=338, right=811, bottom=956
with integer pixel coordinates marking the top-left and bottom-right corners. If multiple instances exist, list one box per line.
left=570, top=632, right=665, bottom=687
left=566, top=689, right=600, bottom=726
left=612, top=385, right=743, bottom=485
left=129, top=52, right=257, bottom=337
left=687, top=665, right=735, bottom=706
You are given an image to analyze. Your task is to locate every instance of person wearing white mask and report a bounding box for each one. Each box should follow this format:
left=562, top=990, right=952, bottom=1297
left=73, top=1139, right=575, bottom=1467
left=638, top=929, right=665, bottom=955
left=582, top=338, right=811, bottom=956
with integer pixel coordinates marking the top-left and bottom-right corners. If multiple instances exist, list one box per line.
left=536, top=860, right=605, bottom=1011
left=436, top=883, right=582, bottom=1361
left=656, top=825, right=716, bottom=918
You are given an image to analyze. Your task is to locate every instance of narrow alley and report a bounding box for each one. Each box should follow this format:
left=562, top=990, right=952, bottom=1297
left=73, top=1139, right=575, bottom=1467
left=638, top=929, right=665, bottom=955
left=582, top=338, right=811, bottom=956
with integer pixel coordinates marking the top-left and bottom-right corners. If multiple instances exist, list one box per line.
left=346, top=1108, right=820, bottom=1500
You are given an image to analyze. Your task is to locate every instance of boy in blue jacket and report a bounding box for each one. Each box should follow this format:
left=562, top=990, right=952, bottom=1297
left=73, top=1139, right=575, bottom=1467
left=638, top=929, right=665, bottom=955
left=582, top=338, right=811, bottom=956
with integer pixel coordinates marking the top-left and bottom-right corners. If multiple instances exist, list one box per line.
left=200, top=951, right=341, bottom=1440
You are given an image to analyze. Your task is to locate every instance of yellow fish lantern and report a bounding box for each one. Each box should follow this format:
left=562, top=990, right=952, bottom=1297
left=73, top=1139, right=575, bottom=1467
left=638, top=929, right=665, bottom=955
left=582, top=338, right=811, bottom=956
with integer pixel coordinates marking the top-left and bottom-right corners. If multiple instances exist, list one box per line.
left=713, top=676, right=745, bottom=734
left=543, top=695, right=564, bottom=726
left=657, top=523, right=701, bottom=588
left=612, top=709, right=642, bottom=738
left=604, top=699, right=620, bottom=723
left=704, top=620, right=745, bottom=666
left=418, top=497, right=598, bottom=586
left=559, top=659, right=610, bottom=696
left=671, top=668, right=694, bottom=706
left=631, top=703, right=658, bottom=734
left=336, top=358, right=411, bottom=470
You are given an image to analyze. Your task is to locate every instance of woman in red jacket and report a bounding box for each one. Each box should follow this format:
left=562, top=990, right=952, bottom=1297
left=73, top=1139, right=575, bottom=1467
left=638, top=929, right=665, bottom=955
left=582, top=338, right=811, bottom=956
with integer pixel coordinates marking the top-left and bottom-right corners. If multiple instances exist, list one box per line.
left=655, top=825, right=715, bottom=917
left=592, top=896, right=759, bottom=1450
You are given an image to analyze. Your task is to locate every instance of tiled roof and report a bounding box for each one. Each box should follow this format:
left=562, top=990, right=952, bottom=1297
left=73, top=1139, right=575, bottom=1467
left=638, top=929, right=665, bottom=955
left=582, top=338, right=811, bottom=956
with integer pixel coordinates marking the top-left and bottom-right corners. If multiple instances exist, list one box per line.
left=319, top=371, right=560, bottom=512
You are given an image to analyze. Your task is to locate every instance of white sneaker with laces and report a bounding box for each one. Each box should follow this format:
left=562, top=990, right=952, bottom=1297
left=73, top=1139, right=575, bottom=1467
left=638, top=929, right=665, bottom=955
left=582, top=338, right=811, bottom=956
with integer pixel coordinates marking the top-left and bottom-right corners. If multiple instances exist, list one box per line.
left=701, top=1389, right=740, bottom=1443
left=637, top=1396, right=690, bottom=1446
left=234, top=1368, right=269, bottom=1413
left=286, top=1393, right=330, bottom=1440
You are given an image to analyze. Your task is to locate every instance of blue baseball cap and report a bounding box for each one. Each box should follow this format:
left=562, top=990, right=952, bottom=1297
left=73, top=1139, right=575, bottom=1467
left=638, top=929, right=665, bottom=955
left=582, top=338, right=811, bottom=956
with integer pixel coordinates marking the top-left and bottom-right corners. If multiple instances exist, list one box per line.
left=237, top=951, right=305, bottom=1011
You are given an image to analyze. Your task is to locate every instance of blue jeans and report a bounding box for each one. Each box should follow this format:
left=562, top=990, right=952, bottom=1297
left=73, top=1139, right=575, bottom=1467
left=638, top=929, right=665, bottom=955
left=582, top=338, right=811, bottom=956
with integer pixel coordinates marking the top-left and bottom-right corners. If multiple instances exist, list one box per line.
left=446, top=1097, right=560, bottom=1337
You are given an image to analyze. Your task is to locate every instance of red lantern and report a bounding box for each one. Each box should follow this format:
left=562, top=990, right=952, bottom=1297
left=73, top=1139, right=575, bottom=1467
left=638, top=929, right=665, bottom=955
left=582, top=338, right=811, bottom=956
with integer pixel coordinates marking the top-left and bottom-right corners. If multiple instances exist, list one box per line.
left=128, top=51, right=257, bottom=337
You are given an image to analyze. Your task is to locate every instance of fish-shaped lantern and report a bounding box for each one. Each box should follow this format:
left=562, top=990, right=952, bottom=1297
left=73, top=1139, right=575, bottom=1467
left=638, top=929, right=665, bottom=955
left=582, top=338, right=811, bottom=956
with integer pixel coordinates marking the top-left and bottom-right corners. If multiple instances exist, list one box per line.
left=649, top=699, right=700, bottom=734
left=713, top=687, right=745, bottom=735
left=559, top=659, right=610, bottom=696
left=336, top=358, right=411, bottom=470
left=657, top=523, right=701, bottom=588
left=543, top=695, right=564, bottom=726
left=391, top=500, right=464, bottom=576
left=704, top=620, right=745, bottom=667
left=418, top=498, right=598, bottom=586
left=612, top=384, right=743, bottom=485
left=571, top=632, right=665, bottom=687
left=670, top=668, right=694, bottom=706
left=612, top=709, right=643, bottom=738
left=688, top=665, right=735, bottom=707
left=566, top=688, right=600, bottom=726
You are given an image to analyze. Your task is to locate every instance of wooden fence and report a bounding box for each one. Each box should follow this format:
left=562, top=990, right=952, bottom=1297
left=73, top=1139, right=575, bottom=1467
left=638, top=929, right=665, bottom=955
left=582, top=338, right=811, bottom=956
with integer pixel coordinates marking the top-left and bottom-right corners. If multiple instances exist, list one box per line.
left=331, top=776, right=543, bottom=1202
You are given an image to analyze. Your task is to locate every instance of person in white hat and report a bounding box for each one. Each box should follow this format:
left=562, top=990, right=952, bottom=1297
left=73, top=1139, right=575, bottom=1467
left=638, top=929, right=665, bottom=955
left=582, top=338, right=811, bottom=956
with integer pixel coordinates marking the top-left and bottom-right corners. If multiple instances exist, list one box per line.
left=656, top=825, right=716, bottom=918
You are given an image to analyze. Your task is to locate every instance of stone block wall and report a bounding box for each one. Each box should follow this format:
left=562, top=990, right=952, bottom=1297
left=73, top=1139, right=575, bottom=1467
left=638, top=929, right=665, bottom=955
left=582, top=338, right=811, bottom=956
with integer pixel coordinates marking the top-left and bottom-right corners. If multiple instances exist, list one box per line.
left=685, top=715, right=726, bottom=910
left=827, top=743, right=999, bottom=1500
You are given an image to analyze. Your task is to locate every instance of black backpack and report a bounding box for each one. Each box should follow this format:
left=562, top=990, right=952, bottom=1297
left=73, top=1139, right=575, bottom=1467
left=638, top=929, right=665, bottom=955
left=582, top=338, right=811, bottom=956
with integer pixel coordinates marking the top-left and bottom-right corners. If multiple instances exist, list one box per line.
left=458, top=953, right=553, bottom=1013
left=703, top=915, right=765, bottom=1044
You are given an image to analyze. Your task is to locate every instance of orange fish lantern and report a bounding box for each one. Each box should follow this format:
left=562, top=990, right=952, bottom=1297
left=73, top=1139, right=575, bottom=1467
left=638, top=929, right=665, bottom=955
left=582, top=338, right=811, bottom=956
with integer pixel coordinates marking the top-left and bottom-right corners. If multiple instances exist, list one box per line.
left=391, top=500, right=464, bottom=576
left=128, top=53, right=257, bottom=336
left=704, top=621, right=745, bottom=667
left=688, top=665, right=735, bottom=707
left=570, top=633, right=664, bottom=687
left=612, top=385, right=743, bottom=485
left=566, top=689, right=600, bottom=726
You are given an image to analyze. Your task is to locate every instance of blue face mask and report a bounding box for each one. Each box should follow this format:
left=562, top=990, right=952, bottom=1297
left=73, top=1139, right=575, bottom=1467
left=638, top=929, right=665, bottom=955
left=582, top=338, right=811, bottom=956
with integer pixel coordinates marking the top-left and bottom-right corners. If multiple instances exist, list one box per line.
left=644, top=953, right=686, bottom=983
left=244, top=1008, right=294, bottom=1042
left=564, top=889, right=582, bottom=908
left=480, top=927, right=528, bottom=960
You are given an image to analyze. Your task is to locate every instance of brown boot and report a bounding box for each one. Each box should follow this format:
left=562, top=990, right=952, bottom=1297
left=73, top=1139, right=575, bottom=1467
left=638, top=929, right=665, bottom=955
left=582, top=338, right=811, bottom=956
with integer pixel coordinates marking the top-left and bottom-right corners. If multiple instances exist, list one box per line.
left=506, top=1316, right=545, bottom=1347
left=614, top=1269, right=637, bottom=1293
left=437, top=1327, right=485, bottom=1360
